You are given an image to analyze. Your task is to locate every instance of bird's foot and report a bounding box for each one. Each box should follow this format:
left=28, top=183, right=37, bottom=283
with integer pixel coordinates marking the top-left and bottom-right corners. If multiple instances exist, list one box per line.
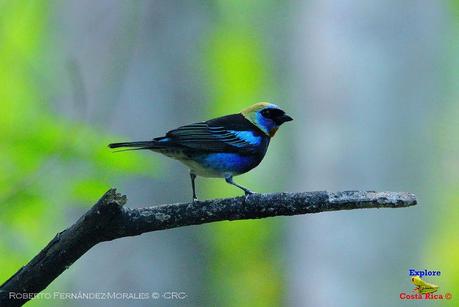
left=244, top=190, right=254, bottom=196
left=192, top=197, right=198, bottom=203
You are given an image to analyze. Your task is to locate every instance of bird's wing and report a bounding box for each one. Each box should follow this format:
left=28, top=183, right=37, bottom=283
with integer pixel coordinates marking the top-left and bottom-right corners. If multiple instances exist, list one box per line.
left=158, top=122, right=262, bottom=153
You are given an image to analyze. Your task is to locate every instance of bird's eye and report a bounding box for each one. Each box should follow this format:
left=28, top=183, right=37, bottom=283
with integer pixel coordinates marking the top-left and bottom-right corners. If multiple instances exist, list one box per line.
left=261, top=108, right=285, bottom=120
left=261, top=109, right=272, bottom=118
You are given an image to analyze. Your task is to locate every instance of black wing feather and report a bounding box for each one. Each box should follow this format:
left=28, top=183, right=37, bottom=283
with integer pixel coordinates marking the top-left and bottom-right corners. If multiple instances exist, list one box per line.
left=158, top=114, right=265, bottom=153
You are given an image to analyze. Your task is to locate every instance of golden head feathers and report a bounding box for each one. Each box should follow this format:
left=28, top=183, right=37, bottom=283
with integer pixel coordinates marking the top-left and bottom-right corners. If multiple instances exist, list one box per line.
left=241, top=102, right=291, bottom=137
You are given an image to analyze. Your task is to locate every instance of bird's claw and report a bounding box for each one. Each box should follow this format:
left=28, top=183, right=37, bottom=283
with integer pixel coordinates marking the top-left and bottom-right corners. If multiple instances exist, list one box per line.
left=244, top=190, right=254, bottom=196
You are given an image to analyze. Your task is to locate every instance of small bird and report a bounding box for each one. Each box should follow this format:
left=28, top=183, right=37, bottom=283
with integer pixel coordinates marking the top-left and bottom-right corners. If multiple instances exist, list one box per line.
left=411, top=275, right=439, bottom=294
left=109, top=102, right=293, bottom=200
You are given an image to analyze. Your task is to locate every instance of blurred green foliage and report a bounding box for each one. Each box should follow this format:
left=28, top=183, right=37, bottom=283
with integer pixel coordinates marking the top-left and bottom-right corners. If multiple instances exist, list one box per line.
left=432, top=2, right=459, bottom=305
left=6, top=1, right=457, bottom=306
left=202, top=1, right=282, bottom=306
left=0, top=0, right=154, bottom=298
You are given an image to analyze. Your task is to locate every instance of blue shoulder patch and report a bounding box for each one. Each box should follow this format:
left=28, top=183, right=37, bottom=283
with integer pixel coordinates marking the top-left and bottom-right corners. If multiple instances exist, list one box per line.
left=227, top=130, right=262, bottom=146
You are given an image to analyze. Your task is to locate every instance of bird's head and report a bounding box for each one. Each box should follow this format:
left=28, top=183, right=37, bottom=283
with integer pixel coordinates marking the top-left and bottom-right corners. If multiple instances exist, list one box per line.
left=241, top=102, right=293, bottom=137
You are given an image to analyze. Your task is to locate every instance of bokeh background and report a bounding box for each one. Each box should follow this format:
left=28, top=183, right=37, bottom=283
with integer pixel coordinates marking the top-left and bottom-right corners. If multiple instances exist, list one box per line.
left=1, top=0, right=458, bottom=306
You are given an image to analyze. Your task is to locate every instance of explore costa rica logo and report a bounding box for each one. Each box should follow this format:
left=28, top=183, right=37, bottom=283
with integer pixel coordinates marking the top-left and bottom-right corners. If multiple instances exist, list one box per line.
left=399, top=268, right=452, bottom=301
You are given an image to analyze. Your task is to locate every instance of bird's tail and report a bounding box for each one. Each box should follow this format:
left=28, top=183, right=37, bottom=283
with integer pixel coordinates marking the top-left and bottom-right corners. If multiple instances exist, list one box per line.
left=108, top=140, right=161, bottom=151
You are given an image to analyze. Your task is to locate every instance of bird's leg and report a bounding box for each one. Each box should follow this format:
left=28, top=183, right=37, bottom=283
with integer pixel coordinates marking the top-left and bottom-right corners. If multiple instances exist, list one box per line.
left=190, top=172, right=198, bottom=201
left=225, top=175, right=254, bottom=196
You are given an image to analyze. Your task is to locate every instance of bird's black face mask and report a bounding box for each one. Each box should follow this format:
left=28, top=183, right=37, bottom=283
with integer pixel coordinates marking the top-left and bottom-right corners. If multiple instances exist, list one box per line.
left=261, top=108, right=293, bottom=126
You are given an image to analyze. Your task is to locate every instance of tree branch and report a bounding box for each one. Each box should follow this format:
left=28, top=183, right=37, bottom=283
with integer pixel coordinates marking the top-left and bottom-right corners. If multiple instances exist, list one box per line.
left=0, top=189, right=416, bottom=306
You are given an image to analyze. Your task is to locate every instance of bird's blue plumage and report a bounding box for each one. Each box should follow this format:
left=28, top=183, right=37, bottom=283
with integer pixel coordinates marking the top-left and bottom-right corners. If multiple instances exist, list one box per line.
left=226, top=130, right=262, bottom=146
left=255, top=111, right=275, bottom=135
left=176, top=127, right=270, bottom=177
left=194, top=152, right=261, bottom=176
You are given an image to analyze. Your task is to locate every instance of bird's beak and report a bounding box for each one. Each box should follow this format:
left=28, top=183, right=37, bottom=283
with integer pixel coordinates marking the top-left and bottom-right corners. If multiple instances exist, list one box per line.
left=277, top=114, right=293, bottom=124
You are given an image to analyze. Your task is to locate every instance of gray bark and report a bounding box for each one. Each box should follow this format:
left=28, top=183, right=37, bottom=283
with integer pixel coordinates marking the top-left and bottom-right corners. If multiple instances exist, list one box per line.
left=0, top=189, right=416, bottom=306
